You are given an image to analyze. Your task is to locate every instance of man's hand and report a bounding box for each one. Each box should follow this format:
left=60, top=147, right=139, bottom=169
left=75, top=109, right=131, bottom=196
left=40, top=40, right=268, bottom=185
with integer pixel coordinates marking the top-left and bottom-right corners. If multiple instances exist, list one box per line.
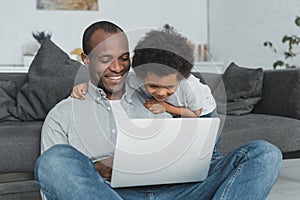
left=70, top=82, right=88, bottom=100
left=94, top=157, right=113, bottom=179
left=144, top=99, right=168, bottom=114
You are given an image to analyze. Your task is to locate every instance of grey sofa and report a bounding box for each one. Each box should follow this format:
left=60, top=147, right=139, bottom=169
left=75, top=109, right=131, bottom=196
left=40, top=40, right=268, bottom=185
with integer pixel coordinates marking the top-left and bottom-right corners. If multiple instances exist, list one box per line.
left=1, top=67, right=300, bottom=199
left=218, top=68, right=300, bottom=157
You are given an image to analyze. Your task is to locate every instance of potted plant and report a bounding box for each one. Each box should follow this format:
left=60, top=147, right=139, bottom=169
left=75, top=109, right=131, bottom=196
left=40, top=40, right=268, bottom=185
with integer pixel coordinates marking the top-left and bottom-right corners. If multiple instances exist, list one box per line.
left=264, top=16, right=300, bottom=69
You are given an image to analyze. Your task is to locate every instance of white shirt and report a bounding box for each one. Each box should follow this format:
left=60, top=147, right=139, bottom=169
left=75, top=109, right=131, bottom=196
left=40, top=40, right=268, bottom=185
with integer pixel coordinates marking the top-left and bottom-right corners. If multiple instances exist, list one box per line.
left=127, top=73, right=216, bottom=116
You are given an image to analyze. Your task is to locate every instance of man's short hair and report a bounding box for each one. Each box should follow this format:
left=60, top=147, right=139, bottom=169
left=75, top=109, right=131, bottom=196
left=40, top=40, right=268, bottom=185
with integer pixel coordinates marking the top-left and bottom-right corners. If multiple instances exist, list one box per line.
left=82, top=21, right=124, bottom=55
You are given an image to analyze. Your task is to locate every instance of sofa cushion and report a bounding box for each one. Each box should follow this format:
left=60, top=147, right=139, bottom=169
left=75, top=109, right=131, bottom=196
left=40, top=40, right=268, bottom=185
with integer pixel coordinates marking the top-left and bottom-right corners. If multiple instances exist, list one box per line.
left=0, top=121, right=43, bottom=173
left=8, top=38, right=82, bottom=121
left=222, top=62, right=263, bottom=115
left=220, top=114, right=300, bottom=154
left=0, top=180, right=41, bottom=200
left=0, top=81, right=18, bottom=122
left=0, top=73, right=28, bottom=92
left=253, top=68, right=300, bottom=120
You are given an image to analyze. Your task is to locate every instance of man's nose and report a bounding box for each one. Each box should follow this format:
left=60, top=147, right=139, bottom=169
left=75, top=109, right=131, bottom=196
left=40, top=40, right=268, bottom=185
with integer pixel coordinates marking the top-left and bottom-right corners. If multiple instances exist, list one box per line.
left=108, top=59, right=123, bottom=73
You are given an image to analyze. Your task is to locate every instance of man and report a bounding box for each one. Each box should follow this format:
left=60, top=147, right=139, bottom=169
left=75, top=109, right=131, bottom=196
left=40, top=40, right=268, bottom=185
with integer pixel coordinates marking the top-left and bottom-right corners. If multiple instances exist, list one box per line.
left=35, top=21, right=282, bottom=200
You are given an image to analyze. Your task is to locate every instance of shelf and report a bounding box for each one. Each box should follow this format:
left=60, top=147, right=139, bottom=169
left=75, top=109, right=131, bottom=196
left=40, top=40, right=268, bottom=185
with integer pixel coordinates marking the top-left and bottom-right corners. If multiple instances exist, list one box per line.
left=1, top=62, right=224, bottom=74
left=0, top=65, right=29, bottom=73
left=192, top=61, right=224, bottom=74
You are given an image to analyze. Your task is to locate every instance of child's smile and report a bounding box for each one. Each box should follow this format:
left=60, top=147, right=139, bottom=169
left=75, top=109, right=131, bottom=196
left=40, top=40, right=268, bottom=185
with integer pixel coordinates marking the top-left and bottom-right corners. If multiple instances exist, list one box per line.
left=144, top=72, right=179, bottom=102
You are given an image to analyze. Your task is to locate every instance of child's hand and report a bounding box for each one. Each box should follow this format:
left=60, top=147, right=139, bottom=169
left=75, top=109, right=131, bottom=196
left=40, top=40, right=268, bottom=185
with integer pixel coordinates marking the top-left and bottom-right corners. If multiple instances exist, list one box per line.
left=144, top=99, right=167, bottom=114
left=70, top=83, right=88, bottom=100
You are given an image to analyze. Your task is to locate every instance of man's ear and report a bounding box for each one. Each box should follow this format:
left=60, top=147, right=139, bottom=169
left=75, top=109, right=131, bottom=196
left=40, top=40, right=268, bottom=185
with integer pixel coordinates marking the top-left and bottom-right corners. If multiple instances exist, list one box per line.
left=81, top=53, right=90, bottom=66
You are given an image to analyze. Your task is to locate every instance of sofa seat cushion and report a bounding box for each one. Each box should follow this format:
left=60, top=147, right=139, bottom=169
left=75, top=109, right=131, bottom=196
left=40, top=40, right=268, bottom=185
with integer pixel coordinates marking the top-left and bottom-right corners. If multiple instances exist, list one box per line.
left=0, top=121, right=43, bottom=173
left=0, top=180, right=41, bottom=200
left=220, top=114, right=300, bottom=154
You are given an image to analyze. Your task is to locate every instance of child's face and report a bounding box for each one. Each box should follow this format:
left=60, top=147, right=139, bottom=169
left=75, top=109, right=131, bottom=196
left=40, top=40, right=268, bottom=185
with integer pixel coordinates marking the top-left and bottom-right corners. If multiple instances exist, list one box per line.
left=144, top=72, right=179, bottom=102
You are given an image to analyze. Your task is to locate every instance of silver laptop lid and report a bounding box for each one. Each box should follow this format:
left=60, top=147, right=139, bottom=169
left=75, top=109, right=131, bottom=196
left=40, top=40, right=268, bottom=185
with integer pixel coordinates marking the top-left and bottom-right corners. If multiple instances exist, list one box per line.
left=111, top=118, right=220, bottom=188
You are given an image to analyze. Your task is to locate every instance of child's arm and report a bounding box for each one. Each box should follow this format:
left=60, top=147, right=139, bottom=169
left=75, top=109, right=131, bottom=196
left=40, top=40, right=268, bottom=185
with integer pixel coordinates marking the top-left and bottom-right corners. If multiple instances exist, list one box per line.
left=144, top=99, right=202, bottom=117
left=70, top=82, right=88, bottom=100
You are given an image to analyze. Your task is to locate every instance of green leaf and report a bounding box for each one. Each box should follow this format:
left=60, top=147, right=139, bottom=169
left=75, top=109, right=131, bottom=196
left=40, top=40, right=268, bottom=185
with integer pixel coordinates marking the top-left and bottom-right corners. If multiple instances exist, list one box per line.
left=282, top=35, right=290, bottom=43
left=286, top=64, right=297, bottom=68
left=284, top=51, right=296, bottom=59
left=264, top=41, right=272, bottom=47
left=295, top=16, right=300, bottom=27
left=290, top=35, right=300, bottom=45
left=273, top=60, right=284, bottom=69
left=264, top=41, right=277, bottom=52
left=266, top=16, right=300, bottom=69
left=294, top=36, right=300, bottom=45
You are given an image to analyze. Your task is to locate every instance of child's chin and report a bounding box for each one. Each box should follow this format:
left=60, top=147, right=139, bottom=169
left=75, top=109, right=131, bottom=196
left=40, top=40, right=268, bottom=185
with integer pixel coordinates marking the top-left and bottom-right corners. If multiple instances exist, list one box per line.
left=154, top=97, right=167, bottom=102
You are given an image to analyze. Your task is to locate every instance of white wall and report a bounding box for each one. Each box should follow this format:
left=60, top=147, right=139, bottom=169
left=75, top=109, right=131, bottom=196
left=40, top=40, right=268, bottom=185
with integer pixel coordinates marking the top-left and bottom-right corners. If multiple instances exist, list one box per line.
left=208, top=0, right=300, bottom=70
left=0, top=0, right=207, bottom=65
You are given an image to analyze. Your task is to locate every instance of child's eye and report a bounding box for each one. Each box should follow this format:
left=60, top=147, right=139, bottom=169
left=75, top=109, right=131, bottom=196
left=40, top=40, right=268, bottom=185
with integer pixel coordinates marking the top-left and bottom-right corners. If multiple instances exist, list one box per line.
left=166, top=85, right=175, bottom=90
left=148, top=84, right=159, bottom=88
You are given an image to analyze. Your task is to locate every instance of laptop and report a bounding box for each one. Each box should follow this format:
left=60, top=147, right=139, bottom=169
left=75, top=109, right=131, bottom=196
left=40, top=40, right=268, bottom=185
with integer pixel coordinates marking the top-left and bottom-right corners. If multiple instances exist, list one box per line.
left=110, top=118, right=220, bottom=188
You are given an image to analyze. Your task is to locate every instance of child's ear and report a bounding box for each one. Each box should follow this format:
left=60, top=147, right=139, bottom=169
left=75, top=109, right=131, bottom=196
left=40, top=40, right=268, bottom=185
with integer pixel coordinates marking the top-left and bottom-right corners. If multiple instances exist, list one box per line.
left=81, top=53, right=90, bottom=66
left=143, top=76, right=149, bottom=84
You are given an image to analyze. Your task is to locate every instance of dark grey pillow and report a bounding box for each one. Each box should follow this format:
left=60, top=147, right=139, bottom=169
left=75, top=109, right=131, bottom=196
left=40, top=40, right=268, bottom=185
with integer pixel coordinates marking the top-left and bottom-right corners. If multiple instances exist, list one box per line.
left=8, top=38, right=82, bottom=121
left=0, top=80, right=18, bottom=122
left=222, top=62, right=263, bottom=115
left=253, top=68, right=300, bottom=120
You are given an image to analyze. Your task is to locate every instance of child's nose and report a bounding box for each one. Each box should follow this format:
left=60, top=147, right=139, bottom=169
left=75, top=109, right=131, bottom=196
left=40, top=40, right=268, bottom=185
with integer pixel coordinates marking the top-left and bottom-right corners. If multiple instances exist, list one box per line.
left=156, top=88, right=167, bottom=96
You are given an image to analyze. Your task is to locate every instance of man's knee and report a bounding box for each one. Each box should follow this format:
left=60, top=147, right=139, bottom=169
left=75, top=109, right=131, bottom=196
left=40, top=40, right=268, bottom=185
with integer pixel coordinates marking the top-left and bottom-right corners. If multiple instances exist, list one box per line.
left=35, top=144, right=77, bottom=179
left=245, top=140, right=282, bottom=166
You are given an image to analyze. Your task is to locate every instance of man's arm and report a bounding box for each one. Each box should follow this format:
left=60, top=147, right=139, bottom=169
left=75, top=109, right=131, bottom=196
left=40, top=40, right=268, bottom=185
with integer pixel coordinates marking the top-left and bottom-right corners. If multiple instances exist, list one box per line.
left=41, top=100, right=114, bottom=179
left=41, top=105, right=69, bottom=154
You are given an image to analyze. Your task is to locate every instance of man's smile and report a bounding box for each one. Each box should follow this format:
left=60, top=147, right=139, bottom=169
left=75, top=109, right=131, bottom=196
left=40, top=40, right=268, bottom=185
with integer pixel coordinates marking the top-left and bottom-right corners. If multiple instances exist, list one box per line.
left=107, top=75, right=122, bottom=80
left=103, top=73, right=127, bottom=85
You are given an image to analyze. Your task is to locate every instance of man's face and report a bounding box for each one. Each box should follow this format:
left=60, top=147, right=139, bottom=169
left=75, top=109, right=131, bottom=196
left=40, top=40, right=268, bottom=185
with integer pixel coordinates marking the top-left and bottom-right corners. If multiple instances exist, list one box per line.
left=82, top=29, right=130, bottom=99
left=144, top=72, right=179, bottom=102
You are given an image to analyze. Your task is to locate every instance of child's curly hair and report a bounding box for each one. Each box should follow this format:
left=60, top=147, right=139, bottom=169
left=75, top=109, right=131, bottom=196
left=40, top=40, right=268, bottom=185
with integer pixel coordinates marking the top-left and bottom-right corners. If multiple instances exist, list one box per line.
left=132, top=24, right=194, bottom=80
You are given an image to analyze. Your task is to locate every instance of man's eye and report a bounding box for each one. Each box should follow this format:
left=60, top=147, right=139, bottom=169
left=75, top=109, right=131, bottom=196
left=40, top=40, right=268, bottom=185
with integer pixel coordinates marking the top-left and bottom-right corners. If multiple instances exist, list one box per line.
left=121, top=56, right=129, bottom=61
left=99, top=59, right=110, bottom=64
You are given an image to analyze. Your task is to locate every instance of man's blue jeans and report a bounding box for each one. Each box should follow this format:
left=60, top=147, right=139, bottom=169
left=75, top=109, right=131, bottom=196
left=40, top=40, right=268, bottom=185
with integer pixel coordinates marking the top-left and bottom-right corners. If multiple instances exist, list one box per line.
left=35, top=140, right=282, bottom=200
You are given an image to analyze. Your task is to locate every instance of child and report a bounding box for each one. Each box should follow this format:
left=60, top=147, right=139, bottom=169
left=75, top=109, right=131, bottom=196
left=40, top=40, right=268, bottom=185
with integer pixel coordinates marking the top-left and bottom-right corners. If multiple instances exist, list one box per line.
left=71, top=24, right=216, bottom=118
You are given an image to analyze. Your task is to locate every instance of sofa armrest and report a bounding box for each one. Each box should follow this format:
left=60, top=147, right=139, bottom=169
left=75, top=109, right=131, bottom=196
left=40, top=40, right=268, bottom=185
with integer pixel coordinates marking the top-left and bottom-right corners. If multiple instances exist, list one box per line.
left=252, top=68, right=300, bottom=120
